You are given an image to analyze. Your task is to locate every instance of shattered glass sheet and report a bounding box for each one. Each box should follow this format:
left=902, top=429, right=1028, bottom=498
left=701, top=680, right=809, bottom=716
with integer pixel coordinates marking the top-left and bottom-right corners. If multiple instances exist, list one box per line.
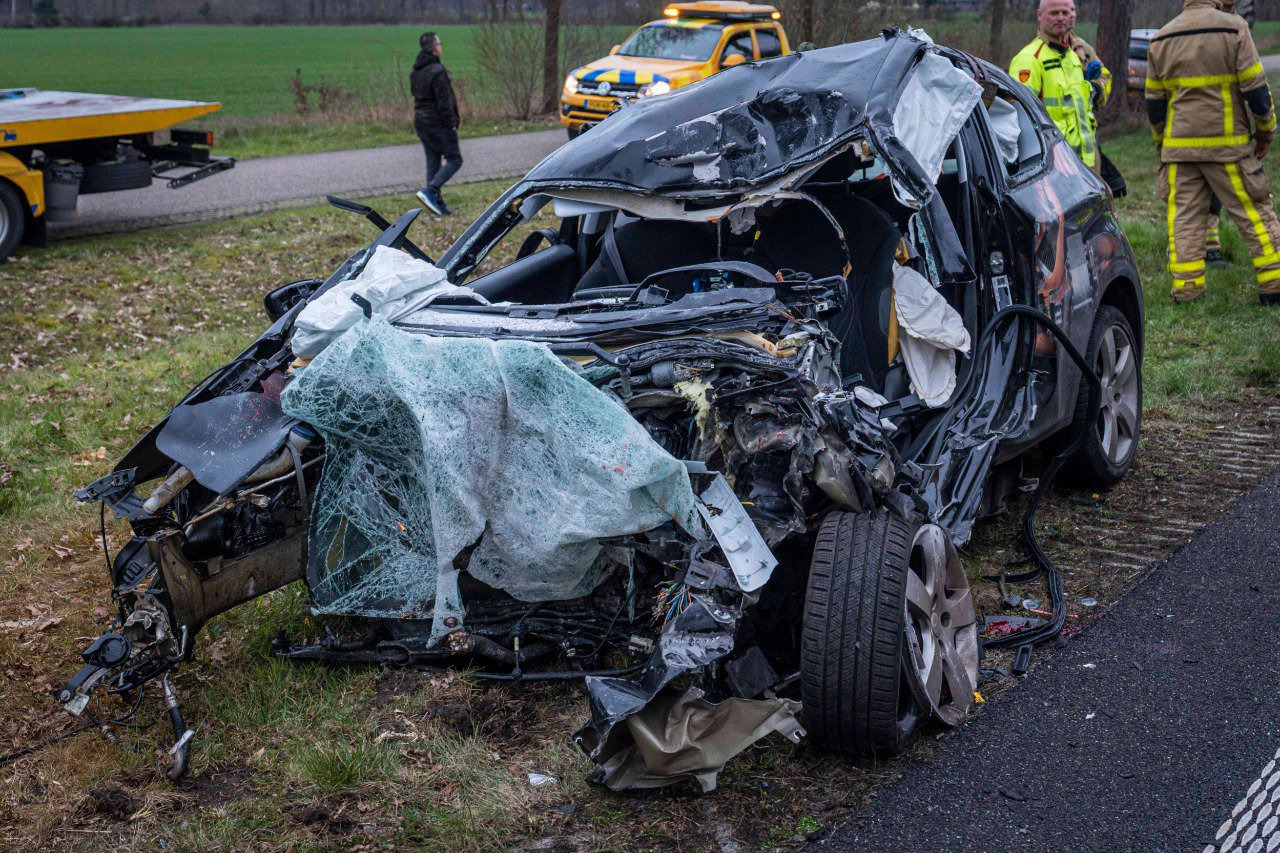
left=279, top=319, right=701, bottom=619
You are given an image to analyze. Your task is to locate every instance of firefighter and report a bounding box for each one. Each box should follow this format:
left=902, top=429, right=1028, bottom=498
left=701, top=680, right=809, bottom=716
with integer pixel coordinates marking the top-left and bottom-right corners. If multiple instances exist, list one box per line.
left=1205, top=0, right=1252, bottom=269
left=1146, top=0, right=1280, bottom=305
left=1010, top=0, right=1108, bottom=172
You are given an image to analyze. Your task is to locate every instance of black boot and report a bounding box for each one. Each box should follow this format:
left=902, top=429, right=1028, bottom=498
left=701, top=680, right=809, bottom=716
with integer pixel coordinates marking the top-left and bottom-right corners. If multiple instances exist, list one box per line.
left=1206, top=248, right=1228, bottom=269
left=1261, top=292, right=1280, bottom=307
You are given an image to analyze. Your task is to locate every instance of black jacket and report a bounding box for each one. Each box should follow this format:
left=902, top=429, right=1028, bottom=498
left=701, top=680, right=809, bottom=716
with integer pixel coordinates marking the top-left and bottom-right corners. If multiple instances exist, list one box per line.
left=410, top=52, right=459, bottom=129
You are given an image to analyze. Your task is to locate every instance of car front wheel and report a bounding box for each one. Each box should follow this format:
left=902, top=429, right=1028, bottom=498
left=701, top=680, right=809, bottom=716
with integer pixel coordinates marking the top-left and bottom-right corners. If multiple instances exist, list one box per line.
left=800, top=510, right=977, bottom=758
left=1056, top=304, right=1142, bottom=487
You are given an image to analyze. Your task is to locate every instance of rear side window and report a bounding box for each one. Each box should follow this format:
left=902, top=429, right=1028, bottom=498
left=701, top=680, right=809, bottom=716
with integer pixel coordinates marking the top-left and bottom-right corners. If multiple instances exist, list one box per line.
left=756, top=28, right=783, bottom=58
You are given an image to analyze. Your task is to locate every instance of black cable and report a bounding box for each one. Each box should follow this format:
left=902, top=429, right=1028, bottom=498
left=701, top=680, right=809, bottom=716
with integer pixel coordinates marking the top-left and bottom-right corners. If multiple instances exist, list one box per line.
left=0, top=722, right=96, bottom=767
left=964, top=306, right=1102, bottom=649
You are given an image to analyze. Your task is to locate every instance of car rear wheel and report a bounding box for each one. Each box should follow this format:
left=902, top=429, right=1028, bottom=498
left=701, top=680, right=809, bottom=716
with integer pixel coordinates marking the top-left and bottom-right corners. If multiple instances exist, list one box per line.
left=1054, top=305, right=1142, bottom=487
left=0, top=181, right=24, bottom=263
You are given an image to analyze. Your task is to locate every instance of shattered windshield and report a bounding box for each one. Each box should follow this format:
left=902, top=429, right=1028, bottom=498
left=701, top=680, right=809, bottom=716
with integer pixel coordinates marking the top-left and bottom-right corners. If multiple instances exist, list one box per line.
left=618, top=21, right=725, bottom=61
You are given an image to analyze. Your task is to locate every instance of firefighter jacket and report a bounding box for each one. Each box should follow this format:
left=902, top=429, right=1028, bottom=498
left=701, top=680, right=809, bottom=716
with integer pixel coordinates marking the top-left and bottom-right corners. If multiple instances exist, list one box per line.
left=1010, top=37, right=1103, bottom=168
left=1069, top=33, right=1113, bottom=111
left=1145, top=0, right=1276, bottom=163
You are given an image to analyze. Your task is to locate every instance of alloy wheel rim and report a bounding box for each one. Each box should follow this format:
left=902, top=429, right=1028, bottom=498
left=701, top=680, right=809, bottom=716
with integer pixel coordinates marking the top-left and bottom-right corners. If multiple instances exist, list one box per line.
left=901, top=524, right=979, bottom=726
left=1094, top=323, right=1139, bottom=467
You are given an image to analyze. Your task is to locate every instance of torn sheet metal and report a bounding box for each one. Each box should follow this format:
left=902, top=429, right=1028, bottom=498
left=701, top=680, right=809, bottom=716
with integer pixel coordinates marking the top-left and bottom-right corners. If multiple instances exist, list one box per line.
left=890, top=50, right=982, bottom=206
left=280, top=319, right=701, bottom=619
left=154, top=391, right=296, bottom=495
left=588, top=687, right=803, bottom=792
left=695, top=473, right=777, bottom=593
left=523, top=36, right=929, bottom=200
left=892, top=263, right=972, bottom=407
left=291, top=245, right=477, bottom=359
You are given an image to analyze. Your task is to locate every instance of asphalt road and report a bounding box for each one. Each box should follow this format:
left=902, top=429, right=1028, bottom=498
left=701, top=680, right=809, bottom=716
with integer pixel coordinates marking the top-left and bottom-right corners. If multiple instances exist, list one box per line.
left=824, top=468, right=1280, bottom=851
left=48, top=127, right=566, bottom=238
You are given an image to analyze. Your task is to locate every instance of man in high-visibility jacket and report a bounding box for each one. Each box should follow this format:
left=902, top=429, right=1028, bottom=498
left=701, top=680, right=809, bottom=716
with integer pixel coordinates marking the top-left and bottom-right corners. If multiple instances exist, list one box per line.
left=1146, top=0, right=1280, bottom=305
left=1010, top=0, right=1109, bottom=171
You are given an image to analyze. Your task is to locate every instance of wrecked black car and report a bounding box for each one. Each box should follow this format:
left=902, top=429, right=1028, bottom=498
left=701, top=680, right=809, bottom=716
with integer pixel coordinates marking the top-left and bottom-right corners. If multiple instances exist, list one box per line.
left=61, top=31, right=1143, bottom=789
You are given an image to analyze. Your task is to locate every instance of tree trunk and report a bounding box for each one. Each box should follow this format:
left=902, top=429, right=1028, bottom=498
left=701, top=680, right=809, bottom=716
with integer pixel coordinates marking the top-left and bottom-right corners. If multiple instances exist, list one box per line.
left=1096, top=0, right=1132, bottom=111
left=542, top=0, right=563, bottom=114
left=801, top=0, right=814, bottom=45
left=989, top=0, right=1007, bottom=61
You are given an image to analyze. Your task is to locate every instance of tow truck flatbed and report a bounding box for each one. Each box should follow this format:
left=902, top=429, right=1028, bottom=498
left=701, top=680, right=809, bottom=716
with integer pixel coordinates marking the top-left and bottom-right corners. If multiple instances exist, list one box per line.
left=0, top=88, right=235, bottom=262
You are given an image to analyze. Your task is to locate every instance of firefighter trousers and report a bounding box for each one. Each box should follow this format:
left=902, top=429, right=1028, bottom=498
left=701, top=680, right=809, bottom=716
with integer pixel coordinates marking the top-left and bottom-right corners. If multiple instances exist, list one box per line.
left=1161, top=156, right=1280, bottom=300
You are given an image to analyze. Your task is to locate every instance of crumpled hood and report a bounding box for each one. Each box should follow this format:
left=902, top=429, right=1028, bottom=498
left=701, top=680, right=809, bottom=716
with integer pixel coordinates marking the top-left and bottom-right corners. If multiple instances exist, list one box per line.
left=571, top=54, right=703, bottom=86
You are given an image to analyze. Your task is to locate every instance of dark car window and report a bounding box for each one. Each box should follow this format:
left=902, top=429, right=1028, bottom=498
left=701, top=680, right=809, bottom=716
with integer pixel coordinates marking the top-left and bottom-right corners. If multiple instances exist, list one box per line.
left=756, top=27, right=783, bottom=58
left=1129, top=41, right=1148, bottom=61
left=722, top=31, right=755, bottom=62
left=618, top=22, right=726, bottom=61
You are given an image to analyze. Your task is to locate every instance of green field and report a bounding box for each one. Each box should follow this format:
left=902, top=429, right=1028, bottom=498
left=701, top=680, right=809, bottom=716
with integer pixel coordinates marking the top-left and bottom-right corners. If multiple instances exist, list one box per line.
left=0, top=24, right=636, bottom=157
left=1, top=25, right=497, bottom=117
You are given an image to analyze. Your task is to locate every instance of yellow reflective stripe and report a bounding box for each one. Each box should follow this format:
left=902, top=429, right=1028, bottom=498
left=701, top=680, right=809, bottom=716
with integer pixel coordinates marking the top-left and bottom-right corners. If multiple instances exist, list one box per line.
left=1156, top=73, right=1242, bottom=89
left=1257, top=268, right=1280, bottom=283
left=1166, top=163, right=1179, bottom=267
left=1169, top=259, right=1205, bottom=273
left=1226, top=161, right=1276, bottom=257
left=1252, top=250, right=1280, bottom=267
left=1223, top=83, right=1234, bottom=137
left=1239, top=62, right=1265, bottom=84
left=1258, top=113, right=1278, bottom=132
left=1145, top=78, right=1165, bottom=92
left=1163, top=134, right=1252, bottom=148
left=1172, top=275, right=1206, bottom=289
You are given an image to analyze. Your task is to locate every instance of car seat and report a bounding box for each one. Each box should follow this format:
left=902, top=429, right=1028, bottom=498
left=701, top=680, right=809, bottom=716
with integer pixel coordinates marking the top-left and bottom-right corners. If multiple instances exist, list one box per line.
left=575, top=218, right=719, bottom=294
left=748, top=197, right=901, bottom=387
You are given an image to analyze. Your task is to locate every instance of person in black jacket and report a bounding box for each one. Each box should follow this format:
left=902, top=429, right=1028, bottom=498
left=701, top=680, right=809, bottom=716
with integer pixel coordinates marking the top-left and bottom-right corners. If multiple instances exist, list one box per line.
left=410, top=32, right=462, bottom=216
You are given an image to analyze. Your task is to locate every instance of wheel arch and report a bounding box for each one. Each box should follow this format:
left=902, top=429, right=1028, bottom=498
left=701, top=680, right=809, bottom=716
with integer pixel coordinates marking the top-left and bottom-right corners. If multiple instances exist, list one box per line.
left=1099, top=274, right=1144, bottom=358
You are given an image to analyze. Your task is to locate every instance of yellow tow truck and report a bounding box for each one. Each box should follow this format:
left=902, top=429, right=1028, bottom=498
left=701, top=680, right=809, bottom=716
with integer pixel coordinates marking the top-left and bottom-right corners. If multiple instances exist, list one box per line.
left=560, top=1, right=790, bottom=139
left=0, top=89, right=235, bottom=262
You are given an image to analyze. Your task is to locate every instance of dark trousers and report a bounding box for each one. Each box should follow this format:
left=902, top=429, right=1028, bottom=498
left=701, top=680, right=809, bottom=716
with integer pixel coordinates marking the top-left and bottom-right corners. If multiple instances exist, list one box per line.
left=414, top=119, right=462, bottom=192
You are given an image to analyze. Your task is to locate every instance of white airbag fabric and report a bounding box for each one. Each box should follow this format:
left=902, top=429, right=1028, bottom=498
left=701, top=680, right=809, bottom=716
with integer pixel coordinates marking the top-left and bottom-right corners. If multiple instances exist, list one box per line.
left=985, top=97, right=1022, bottom=166
left=291, top=245, right=475, bottom=359
left=893, top=264, right=971, bottom=408
left=891, top=50, right=982, bottom=206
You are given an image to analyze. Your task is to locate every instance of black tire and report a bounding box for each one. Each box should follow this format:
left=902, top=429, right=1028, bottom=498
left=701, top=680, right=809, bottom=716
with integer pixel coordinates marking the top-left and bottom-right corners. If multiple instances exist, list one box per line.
left=0, top=181, right=24, bottom=263
left=801, top=509, right=921, bottom=758
left=80, top=157, right=152, bottom=194
left=1049, top=304, right=1142, bottom=487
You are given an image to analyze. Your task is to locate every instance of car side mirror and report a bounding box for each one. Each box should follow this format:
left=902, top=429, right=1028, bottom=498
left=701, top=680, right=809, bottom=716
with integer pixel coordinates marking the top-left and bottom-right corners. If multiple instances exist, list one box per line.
left=721, top=53, right=746, bottom=68
left=610, top=44, right=620, bottom=55
left=264, top=278, right=320, bottom=322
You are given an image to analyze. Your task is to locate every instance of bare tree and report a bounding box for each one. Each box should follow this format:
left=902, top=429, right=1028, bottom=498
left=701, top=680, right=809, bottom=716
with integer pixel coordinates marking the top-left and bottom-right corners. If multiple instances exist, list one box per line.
left=990, top=0, right=1007, bottom=59
left=541, top=0, right=563, bottom=114
left=1096, top=0, right=1132, bottom=110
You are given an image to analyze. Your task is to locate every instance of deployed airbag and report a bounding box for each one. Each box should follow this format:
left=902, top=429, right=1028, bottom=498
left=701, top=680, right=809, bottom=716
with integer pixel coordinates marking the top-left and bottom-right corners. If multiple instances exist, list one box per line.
left=891, top=50, right=982, bottom=206
left=291, top=245, right=476, bottom=359
left=279, top=319, right=701, bottom=620
left=893, top=263, right=972, bottom=407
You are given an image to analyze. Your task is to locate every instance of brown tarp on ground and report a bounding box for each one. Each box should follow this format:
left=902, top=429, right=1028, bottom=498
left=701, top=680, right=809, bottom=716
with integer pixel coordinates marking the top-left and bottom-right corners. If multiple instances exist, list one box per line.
left=590, top=686, right=804, bottom=792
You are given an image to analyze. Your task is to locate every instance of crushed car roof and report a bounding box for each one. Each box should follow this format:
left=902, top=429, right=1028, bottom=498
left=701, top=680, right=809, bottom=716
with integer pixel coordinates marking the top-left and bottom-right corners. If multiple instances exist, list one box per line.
left=527, top=33, right=932, bottom=199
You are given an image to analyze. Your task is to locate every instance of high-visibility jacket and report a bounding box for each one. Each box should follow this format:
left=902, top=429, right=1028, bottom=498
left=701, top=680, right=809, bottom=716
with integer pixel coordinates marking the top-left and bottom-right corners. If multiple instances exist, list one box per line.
left=1010, top=37, right=1101, bottom=168
left=1145, top=0, right=1276, bottom=163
